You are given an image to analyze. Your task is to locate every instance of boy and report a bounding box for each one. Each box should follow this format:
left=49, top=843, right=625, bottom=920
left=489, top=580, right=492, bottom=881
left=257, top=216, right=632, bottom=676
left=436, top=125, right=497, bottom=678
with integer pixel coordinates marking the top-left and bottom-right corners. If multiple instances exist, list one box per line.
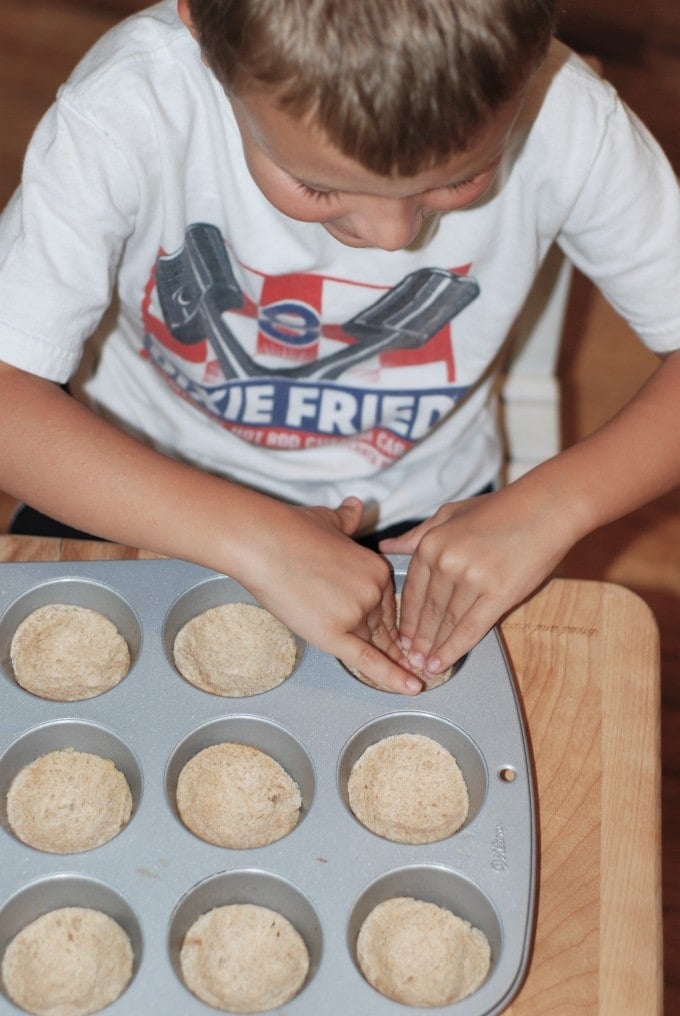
left=0, top=1, right=678, bottom=694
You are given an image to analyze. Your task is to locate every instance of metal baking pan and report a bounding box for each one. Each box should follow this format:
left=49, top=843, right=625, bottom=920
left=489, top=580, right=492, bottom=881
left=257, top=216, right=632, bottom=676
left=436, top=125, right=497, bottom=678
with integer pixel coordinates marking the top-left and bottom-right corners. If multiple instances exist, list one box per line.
left=0, top=556, right=536, bottom=1014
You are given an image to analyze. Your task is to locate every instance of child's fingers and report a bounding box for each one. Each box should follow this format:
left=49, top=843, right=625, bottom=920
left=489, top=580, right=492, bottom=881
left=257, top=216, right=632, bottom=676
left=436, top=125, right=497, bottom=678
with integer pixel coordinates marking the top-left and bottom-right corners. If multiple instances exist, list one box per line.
left=332, top=496, right=367, bottom=536
left=406, top=568, right=458, bottom=654
left=341, top=634, right=423, bottom=695
left=378, top=528, right=421, bottom=556
left=396, top=551, right=435, bottom=644
left=405, top=578, right=481, bottom=669
left=422, top=595, right=499, bottom=676
left=379, top=580, right=399, bottom=640
left=358, top=605, right=407, bottom=667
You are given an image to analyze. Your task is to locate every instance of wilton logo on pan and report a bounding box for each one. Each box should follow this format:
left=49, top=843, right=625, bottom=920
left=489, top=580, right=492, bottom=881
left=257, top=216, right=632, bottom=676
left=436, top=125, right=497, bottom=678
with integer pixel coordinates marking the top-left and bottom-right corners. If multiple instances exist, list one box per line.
left=491, top=825, right=508, bottom=871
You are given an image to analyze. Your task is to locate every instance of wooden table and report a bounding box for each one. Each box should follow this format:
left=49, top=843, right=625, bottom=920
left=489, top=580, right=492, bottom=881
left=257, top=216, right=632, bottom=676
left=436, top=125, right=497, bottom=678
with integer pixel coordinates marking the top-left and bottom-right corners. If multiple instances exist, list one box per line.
left=0, top=536, right=662, bottom=1014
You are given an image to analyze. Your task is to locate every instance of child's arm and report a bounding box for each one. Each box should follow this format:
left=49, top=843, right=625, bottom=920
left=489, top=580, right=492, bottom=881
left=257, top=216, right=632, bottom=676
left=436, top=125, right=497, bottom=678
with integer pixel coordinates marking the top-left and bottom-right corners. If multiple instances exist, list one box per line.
left=382, top=348, right=680, bottom=676
left=0, top=361, right=421, bottom=695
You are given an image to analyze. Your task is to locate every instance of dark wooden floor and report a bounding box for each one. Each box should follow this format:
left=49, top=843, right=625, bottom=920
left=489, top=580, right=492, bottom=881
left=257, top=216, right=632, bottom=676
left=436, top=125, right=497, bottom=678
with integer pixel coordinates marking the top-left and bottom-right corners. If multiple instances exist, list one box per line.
left=1, top=3, right=679, bottom=1010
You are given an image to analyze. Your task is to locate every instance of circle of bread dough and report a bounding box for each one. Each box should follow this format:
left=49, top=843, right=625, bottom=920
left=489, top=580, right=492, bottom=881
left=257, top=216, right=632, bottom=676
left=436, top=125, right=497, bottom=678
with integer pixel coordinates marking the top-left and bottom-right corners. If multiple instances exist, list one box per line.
left=10, top=604, right=130, bottom=701
left=176, top=742, right=302, bottom=849
left=1, top=906, right=134, bottom=1016
left=357, top=896, right=490, bottom=1007
left=180, top=903, right=309, bottom=1013
left=347, top=732, right=468, bottom=843
left=173, top=603, right=297, bottom=696
left=350, top=593, right=454, bottom=691
left=6, top=748, right=133, bottom=854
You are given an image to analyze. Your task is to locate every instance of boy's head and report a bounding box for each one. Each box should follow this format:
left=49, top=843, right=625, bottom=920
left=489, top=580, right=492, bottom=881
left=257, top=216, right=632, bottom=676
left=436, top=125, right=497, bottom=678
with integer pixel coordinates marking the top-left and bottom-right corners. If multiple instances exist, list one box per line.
left=181, top=0, right=557, bottom=177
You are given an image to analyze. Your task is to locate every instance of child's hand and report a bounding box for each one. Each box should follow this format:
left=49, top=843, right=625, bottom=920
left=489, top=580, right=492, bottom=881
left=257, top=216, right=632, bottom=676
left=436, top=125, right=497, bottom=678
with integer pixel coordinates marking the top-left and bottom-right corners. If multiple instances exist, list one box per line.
left=379, top=488, right=571, bottom=676
left=238, top=496, right=422, bottom=696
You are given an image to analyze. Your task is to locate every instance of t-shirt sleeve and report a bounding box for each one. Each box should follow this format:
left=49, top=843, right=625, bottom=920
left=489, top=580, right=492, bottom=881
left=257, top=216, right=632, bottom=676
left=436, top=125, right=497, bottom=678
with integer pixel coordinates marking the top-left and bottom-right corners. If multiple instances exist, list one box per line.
left=556, top=87, right=680, bottom=354
left=0, top=95, right=139, bottom=382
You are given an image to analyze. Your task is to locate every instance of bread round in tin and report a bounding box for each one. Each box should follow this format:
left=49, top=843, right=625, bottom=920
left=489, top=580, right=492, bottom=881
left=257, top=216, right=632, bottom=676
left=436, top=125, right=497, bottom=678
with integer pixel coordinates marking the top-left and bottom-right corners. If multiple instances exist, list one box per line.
left=173, top=602, right=297, bottom=696
left=6, top=748, right=132, bottom=854
left=347, top=732, right=468, bottom=843
left=1, top=906, right=134, bottom=1016
left=10, top=603, right=130, bottom=701
left=356, top=896, right=490, bottom=1006
left=180, top=903, right=309, bottom=1013
left=176, top=742, right=302, bottom=848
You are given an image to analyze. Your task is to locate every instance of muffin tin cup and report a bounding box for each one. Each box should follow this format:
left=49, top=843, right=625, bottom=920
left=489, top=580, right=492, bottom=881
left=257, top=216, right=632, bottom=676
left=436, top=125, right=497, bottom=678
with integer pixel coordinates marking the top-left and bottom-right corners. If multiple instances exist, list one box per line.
left=163, top=576, right=307, bottom=694
left=0, top=873, right=143, bottom=1010
left=0, top=578, right=142, bottom=697
left=347, top=864, right=503, bottom=986
left=165, top=714, right=316, bottom=836
left=337, top=712, right=488, bottom=833
left=168, top=868, right=322, bottom=1004
left=0, top=718, right=142, bottom=851
left=0, top=557, right=536, bottom=1015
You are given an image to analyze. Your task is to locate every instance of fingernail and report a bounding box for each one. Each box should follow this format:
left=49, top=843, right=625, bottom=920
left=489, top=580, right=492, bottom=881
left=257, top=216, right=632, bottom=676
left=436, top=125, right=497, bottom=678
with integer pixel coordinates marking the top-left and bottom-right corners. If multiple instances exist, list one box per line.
left=409, top=651, right=425, bottom=669
left=426, top=658, right=442, bottom=675
left=400, top=636, right=411, bottom=651
left=405, top=677, right=422, bottom=693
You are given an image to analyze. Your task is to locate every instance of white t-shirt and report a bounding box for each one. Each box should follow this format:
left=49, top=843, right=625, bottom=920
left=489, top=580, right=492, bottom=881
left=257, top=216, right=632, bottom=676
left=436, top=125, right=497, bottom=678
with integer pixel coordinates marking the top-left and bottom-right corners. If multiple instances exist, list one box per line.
left=0, top=1, right=678, bottom=527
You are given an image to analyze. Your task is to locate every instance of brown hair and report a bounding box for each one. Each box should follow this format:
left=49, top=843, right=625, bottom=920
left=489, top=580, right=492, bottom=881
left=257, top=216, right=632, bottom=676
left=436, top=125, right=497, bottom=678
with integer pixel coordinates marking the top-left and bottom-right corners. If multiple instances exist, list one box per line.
left=187, top=0, right=558, bottom=175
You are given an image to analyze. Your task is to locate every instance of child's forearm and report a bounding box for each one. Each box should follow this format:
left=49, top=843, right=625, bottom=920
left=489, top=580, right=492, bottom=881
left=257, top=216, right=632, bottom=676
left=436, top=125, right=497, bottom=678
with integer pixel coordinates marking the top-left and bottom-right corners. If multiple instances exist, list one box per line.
left=513, top=347, right=680, bottom=541
left=389, top=347, right=680, bottom=674
left=0, top=362, right=261, bottom=565
left=0, top=362, right=419, bottom=694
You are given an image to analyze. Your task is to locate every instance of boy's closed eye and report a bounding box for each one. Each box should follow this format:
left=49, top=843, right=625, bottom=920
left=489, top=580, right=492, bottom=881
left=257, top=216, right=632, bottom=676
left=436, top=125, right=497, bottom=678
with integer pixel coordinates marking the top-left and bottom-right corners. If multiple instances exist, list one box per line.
left=292, top=179, right=339, bottom=202
left=291, top=173, right=482, bottom=202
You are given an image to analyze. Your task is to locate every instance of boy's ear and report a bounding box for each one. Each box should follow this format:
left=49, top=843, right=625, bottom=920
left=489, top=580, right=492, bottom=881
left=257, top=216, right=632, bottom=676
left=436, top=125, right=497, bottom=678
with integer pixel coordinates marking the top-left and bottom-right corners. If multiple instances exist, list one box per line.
left=177, top=0, right=198, bottom=39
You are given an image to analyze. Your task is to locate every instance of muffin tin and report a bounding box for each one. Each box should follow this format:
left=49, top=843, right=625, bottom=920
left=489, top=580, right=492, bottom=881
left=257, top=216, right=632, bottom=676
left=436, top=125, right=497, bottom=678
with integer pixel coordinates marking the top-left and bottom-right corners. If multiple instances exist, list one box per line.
left=0, top=556, right=536, bottom=1015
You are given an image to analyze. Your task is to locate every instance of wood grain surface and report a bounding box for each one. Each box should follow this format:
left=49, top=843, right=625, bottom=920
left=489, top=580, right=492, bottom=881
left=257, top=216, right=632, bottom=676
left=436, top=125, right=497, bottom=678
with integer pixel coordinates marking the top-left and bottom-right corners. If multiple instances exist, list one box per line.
left=0, top=536, right=662, bottom=1013
left=502, top=579, right=661, bottom=1014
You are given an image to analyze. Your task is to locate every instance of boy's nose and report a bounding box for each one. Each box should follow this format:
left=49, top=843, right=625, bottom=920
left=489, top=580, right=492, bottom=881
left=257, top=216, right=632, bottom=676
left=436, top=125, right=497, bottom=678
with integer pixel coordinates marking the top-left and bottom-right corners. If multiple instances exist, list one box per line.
left=351, top=198, right=423, bottom=251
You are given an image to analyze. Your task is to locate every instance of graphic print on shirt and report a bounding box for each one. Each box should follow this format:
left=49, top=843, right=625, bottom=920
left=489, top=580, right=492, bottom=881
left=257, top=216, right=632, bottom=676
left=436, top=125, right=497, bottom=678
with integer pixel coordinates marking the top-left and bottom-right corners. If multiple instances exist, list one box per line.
left=141, top=223, right=479, bottom=468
